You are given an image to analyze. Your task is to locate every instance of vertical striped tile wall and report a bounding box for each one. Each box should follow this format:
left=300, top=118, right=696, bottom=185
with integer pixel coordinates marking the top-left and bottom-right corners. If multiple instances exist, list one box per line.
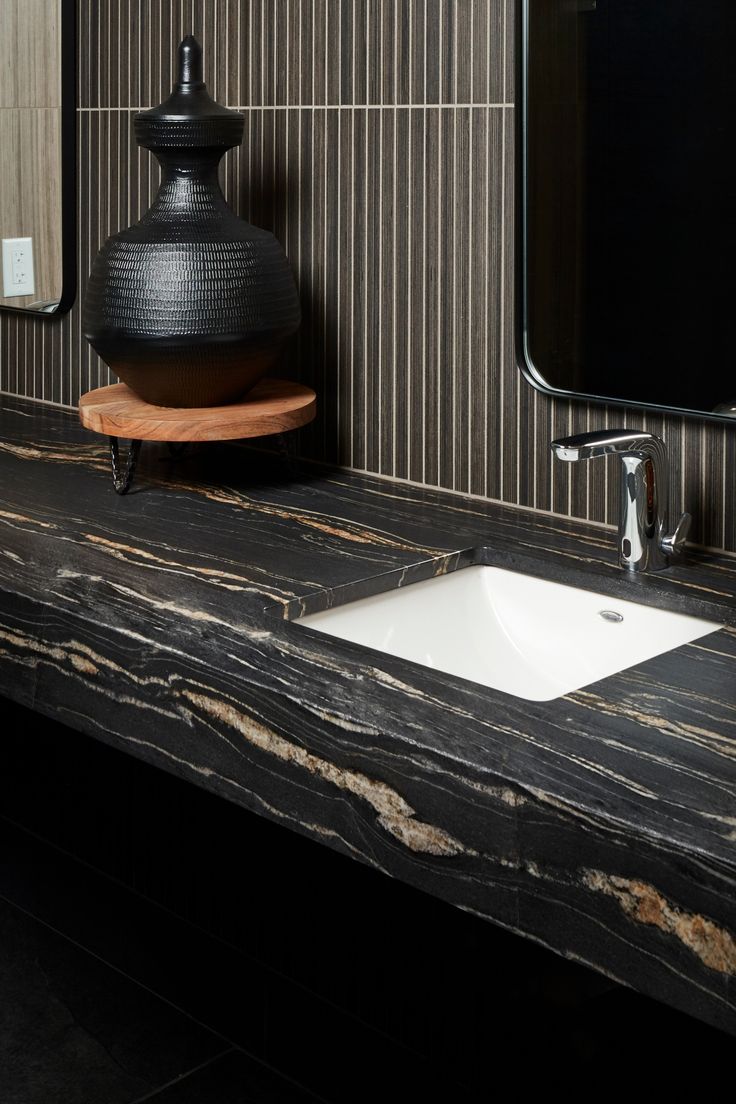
left=1, top=1, right=734, bottom=553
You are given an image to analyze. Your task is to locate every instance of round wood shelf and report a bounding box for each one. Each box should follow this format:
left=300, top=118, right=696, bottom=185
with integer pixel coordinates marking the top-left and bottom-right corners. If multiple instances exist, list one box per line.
left=79, top=379, right=316, bottom=442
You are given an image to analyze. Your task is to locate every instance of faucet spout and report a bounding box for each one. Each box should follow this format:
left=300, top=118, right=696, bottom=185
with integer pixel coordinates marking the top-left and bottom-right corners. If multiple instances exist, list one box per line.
left=550, top=430, right=690, bottom=573
left=550, top=429, right=665, bottom=466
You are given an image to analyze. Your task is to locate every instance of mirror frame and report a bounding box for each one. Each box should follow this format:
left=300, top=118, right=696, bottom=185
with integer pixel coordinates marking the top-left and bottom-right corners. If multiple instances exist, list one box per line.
left=0, top=0, right=76, bottom=319
left=516, top=0, right=732, bottom=425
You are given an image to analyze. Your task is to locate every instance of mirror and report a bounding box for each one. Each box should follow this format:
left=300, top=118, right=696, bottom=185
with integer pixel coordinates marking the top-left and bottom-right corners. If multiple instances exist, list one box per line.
left=521, top=0, right=735, bottom=421
left=0, top=0, right=75, bottom=316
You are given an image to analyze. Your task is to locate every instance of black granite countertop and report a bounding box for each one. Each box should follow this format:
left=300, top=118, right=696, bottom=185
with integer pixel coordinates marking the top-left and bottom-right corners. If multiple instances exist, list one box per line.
left=1, top=394, right=734, bottom=1034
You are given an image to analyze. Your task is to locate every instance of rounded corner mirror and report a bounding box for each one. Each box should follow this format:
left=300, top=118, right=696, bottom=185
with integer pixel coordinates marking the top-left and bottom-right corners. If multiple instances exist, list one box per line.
left=521, top=0, right=736, bottom=424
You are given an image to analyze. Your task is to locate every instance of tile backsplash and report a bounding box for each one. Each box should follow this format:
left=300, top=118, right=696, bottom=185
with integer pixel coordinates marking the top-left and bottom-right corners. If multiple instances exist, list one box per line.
left=1, top=1, right=733, bottom=552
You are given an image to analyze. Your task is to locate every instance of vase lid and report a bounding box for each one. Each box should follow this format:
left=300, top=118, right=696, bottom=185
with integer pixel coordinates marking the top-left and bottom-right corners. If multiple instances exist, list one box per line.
left=134, top=36, right=244, bottom=150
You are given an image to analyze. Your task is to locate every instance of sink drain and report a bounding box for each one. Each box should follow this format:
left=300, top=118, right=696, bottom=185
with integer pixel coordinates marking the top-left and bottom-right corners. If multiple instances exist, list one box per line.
left=598, top=610, right=624, bottom=623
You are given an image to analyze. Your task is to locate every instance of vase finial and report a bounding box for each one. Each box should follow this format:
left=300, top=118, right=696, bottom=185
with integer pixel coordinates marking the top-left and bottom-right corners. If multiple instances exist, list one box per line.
left=135, top=32, right=244, bottom=148
left=178, top=35, right=203, bottom=86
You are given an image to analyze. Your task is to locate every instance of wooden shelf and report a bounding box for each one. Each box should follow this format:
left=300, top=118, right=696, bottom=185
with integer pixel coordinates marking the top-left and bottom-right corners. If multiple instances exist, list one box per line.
left=78, top=379, right=317, bottom=443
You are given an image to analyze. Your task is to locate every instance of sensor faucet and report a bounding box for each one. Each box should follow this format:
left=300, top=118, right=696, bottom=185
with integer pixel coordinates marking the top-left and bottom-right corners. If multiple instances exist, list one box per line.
left=550, top=430, right=691, bottom=573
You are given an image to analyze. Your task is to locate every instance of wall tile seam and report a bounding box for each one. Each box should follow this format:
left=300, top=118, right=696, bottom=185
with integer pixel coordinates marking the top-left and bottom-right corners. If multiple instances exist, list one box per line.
left=76, top=104, right=516, bottom=111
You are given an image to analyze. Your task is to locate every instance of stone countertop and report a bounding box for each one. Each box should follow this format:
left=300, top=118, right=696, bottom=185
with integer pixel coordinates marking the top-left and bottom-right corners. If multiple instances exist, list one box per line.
left=0, top=394, right=734, bottom=1033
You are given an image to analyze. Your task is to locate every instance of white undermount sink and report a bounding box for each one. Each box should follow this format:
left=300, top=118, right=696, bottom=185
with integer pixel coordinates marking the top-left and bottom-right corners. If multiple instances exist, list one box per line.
left=298, top=565, right=722, bottom=701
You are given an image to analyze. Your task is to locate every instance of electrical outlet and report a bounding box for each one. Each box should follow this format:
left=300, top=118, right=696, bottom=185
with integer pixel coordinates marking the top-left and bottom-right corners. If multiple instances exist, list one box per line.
left=2, top=237, right=35, bottom=298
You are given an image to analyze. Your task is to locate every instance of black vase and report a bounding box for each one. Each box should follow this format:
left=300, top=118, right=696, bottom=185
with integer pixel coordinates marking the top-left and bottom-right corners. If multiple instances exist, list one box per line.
left=83, top=36, right=301, bottom=408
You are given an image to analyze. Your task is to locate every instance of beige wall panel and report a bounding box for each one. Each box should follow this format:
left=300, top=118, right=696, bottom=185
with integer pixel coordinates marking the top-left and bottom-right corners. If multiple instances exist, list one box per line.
left=0, top=0, right=61, bottom=109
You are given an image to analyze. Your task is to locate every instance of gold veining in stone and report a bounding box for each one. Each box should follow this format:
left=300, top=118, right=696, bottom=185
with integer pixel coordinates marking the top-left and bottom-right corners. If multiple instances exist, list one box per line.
left=183, top=689, right=474, bottom=858
left=583, top=869, right=736, bottom=976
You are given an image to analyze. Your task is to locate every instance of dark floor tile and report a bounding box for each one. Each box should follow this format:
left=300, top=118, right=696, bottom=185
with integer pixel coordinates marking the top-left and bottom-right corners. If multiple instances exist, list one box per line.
left=0, top=816, right=269, bottom=1055
left=0, top=896, right=228, bottom=1104
left=261, top=968, right=484, bottom=1104
left=0, top=817, right=457, bottom=1101
left=133, top=1050, right=320, bottom=1104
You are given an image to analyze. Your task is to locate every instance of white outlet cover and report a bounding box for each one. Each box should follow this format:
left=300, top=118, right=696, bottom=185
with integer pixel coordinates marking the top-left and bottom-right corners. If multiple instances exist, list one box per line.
left=2, top=237, right=35, bottom=298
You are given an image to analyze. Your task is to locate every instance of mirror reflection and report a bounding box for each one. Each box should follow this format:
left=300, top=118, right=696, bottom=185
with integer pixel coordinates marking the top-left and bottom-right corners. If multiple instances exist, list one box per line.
left=0, top=0, right=69, bottom=315
left=523, top=0, right=735, bottom=419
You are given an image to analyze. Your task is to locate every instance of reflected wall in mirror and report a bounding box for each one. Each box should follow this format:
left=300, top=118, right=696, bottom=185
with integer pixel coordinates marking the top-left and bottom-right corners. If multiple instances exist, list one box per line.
left=522, top=0, right=735, bottom=420
left=0, top=0, right=74, bottom=316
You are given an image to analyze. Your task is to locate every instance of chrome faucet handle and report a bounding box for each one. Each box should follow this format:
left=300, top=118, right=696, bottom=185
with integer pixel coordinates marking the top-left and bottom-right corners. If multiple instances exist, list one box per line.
left=550, top=429, right=686, bottom=573
left=660, top=511, right=692, bottom=557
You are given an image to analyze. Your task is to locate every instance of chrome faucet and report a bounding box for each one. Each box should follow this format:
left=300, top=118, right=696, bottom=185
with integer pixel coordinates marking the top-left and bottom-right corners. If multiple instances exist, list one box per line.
left=550, top=430, right=691, bottom=573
